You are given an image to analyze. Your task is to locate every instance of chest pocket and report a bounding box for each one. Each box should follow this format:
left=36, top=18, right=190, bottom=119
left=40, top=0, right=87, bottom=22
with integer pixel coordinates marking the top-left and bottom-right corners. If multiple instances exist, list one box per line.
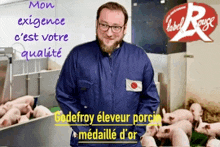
left=77, top=79, right=93, bottom=107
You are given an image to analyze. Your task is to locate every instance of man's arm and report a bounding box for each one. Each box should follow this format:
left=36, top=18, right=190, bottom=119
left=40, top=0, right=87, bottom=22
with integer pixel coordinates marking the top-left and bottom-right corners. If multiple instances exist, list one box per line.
left=134, top=53, right=160, bottom=140
left=56, top=49, right=90, bottom=134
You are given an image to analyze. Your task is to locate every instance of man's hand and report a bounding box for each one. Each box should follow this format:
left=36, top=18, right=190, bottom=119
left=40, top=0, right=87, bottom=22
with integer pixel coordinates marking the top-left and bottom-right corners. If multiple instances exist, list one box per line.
left=73, top=131, right=78, bottom=138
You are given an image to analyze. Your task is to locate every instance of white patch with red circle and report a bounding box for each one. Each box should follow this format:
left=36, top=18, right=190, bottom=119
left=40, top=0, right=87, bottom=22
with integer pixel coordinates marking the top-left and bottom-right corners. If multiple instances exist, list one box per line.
left=126, top=79, right=142, bottom=92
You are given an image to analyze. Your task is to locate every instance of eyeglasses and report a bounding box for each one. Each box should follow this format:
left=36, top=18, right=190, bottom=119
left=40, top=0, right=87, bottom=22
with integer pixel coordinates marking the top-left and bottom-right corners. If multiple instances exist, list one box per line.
left=98, top=22, right=124, bottom=33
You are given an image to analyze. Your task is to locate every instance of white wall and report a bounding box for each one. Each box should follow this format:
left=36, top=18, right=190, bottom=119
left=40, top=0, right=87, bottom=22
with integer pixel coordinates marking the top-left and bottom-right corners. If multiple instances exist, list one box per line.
left=168, top=52, right=186, bottom=111
left=0, top=0, right=131, bottom=66
left=186, top=1, right=220, bottom=109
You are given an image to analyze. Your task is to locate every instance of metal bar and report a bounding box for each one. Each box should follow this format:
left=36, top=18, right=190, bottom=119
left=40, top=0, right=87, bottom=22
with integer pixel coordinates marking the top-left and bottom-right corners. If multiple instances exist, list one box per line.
left=26, top=75, right=29, bottom=95
left=38, top=73, right=41, bottom=96
left=9, top=57, right=12, bottom=100
left=0, top=58, right=8, bottom=103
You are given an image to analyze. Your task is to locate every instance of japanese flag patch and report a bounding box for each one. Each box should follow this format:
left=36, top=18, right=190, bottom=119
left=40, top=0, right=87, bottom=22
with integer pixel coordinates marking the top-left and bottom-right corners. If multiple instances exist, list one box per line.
left=126, top=79, right=142, bottom=92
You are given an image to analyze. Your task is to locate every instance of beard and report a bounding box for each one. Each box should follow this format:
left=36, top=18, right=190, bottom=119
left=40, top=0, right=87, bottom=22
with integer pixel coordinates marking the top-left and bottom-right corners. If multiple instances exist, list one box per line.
left=96, top=34, right=124, bottom=55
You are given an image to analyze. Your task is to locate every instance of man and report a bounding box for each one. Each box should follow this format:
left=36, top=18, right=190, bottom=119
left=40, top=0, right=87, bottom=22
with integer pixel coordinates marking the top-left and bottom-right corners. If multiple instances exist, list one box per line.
left=56, top=2, right=160, bottom=147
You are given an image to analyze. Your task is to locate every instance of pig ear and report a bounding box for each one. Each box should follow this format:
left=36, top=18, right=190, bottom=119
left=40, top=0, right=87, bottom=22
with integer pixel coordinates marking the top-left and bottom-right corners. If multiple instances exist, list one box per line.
left=169, top=116, right=175, bottom=121
left=164, top=128, right=170, bottom=133
left=205, top=125, right=210, bottom=129
left=162, top=108, right=166, bottom=116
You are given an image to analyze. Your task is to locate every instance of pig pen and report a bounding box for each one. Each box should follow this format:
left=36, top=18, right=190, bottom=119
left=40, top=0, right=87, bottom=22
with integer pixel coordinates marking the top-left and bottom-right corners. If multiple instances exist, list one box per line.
left=0, top=56, right=161, bottom=146
left=185, top=95, right=220, bottom=146
left=0, top=57, right=72, bottom=147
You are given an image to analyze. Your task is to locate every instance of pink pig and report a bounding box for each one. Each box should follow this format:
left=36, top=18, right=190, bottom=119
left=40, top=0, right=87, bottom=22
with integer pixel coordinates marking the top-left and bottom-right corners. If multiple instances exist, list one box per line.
left=145, top=121, right=162, bottom=137
left=146, top=125, right=159, bottom=137
left=190, top=103, right=203, bottom=126
left=5, top=95, right=34, bottom=107
left=18, top=111, right=31, bottom=124
left=171, top=128, right=190, bottom=147
left=156, top=127, right=190, bottom=146
left=33, top=105, right=52, bottom=118
left=195, top=117, right=220, bottom=138
left=0, top=108, right=21, bottom=128
left=156, top=120, right=192, bottom=141
left=162, top=108, right=193, bottom=124
left=5, top=103, right=33, bottom=115
left=140, top=122, right=160, bottom=146
left=0, top=104, right=8, bottom=118
left=141, top=136, right=157, bottom=147
left=206, top=137, right=220, bottom=147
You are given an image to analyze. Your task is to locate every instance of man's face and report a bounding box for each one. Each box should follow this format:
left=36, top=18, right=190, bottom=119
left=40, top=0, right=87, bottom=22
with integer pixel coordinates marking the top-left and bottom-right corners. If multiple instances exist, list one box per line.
left=96, top=8, right=127, bottom=54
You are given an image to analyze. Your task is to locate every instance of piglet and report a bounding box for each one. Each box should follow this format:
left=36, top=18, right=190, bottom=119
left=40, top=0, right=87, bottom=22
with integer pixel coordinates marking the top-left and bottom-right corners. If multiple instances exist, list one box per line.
left=18, top=111, right=31, bottom=124
left=6, top=103, right=33, bottom=115
left=33, top=105, right=53, bottom=118
left=146, top=125, right=159, bottom=137
left=5, top=95, right=34, bottom=108
left=156, top=120, right=192, bottom=140
left=195, top=117, right=220, bottom=138
left=0, top=108, right=21, bottom=128
left=140, top=121, right=161, bottom=147
left=190, top=103, right=203, bottom=127
left=156, top=127, right=190, bottom=147
left=206, top=137, right=220, bottom=147
left=145, top=121, right=162, bottom=137
left=162, top=108, right=193, bottom=125
left=171, top=128, right=190, bottom=147
left=0, top=104, right=8, bottom=118
left=141, top=135, right=157, bottom=147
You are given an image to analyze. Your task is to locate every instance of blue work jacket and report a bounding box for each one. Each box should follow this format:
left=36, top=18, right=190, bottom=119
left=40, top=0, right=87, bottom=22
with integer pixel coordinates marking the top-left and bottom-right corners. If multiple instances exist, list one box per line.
left=56, top=40, right=160, bottom=147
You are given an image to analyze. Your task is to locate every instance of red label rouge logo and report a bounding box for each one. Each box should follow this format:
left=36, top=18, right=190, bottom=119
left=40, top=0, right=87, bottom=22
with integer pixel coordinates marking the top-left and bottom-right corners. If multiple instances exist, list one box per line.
left=163, top=2, right=218, bottom=42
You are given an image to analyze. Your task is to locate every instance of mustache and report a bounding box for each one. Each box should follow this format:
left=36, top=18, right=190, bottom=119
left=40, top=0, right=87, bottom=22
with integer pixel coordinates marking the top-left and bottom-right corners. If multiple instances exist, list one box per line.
left=104, top=36, right=114, bottom=39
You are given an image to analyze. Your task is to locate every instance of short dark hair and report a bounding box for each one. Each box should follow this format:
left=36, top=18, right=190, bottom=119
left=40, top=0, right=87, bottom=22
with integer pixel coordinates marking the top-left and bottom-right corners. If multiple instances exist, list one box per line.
left=96, top=2, right=128, bottom=25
